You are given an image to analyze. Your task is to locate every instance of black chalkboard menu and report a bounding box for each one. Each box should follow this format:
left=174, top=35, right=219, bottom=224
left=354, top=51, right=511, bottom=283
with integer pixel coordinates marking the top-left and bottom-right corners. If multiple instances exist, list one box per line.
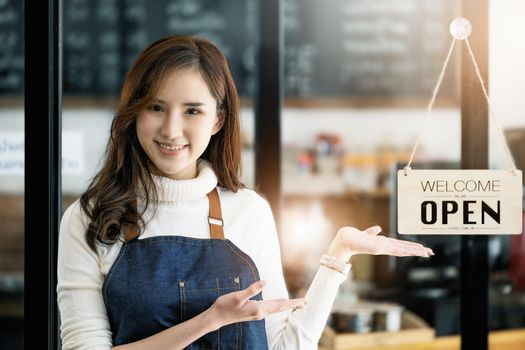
left=61, top=0, right=257, bottom=98
left=0, top=0, right=24, bottom=95
left=1, top=0, right=460, bottom=102
left=283, top=0, right=460, bottom=100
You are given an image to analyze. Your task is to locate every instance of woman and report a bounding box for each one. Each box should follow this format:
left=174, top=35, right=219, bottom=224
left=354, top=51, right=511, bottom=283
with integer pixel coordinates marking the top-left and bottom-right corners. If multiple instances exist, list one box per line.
left=57, top=35, right=433, bottom=350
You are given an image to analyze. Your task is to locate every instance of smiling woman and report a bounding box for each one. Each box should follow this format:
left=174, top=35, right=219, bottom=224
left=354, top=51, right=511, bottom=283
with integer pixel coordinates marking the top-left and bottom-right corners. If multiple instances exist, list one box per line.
left=56, top=35, right=433, bottom=350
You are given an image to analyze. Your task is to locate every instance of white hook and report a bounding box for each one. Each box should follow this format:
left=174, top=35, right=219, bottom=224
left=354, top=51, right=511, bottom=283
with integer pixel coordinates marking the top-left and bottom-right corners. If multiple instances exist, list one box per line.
left=450, top=18, right=472, bottom=40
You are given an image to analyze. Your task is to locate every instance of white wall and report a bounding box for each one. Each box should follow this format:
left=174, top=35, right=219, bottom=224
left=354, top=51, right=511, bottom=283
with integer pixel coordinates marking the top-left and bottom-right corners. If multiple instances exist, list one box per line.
left=489, top=0, right=525, bottom=169
left=0, top=109, right=114, bottom=194
left=0, top=109, right=24, bottom=194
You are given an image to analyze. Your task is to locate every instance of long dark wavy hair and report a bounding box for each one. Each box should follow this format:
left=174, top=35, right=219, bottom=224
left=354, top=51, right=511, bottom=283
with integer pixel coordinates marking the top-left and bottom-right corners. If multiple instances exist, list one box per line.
left=80, top=35, right=244, bottom=253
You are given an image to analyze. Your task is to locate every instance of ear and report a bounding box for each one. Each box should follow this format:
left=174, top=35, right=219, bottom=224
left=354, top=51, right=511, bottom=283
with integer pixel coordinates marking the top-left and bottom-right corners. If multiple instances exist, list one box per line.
left=211, top=110, right=225, bottom=135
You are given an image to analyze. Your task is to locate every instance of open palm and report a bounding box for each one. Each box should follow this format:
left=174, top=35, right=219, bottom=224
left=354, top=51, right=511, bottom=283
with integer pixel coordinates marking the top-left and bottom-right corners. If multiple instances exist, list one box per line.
left=328, top=226, right=434, bottom=262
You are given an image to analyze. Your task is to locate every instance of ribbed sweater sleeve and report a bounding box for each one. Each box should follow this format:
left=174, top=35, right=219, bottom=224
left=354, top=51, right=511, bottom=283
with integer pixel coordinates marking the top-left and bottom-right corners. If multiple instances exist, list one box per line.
left=57, top=200, right=114, bottom=349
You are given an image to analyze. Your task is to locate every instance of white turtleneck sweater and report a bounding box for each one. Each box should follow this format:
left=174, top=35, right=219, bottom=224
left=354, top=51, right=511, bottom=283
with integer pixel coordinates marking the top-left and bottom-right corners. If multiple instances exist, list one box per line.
left=57, top=159, right=348, bottom=350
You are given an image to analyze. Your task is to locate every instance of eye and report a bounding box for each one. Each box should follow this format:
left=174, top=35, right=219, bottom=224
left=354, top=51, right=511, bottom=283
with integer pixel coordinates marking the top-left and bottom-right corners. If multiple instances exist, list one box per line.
left=186, top=107, right=201, bottom=116
left=150, top=104, right=164, bottom=113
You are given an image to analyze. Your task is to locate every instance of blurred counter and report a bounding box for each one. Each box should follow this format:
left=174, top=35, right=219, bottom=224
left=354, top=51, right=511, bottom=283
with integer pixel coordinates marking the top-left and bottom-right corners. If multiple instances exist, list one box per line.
left=318, top=327, right=525, bottom=350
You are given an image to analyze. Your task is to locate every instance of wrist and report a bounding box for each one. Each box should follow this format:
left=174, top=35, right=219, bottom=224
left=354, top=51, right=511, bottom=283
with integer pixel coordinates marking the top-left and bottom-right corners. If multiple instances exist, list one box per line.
left=202, top=305, right=223, bottom=332
left=327, top=232, right=353, bottom=262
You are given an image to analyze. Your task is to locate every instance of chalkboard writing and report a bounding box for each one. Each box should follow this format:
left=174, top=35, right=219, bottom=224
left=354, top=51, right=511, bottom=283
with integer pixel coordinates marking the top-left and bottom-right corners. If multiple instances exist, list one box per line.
left=61, top=0, right=257, bottom=97
left=0, top=0, right=24, bottom=94
left=0, top=132, right=24, bottom=175
left=283, top=0, right=459, bottom=99
left=2, top=0, right=459, bottom=101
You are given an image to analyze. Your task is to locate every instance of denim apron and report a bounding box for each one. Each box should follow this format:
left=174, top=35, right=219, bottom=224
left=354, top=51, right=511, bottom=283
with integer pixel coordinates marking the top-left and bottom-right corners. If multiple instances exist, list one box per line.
left=102, top=188, right=269, bottom=349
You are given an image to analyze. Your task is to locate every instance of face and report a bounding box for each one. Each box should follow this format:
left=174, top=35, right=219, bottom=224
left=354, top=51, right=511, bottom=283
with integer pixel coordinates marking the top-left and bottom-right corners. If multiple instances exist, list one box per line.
left=136, top=69, right=223, bottom=180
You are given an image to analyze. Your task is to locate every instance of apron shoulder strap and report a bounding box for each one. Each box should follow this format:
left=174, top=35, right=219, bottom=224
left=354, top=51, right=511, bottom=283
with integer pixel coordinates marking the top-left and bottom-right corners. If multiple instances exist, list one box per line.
left=124, top=187, right=225, bottom=241
left=124, top=201, right=139, bottom=242
left=207, top=187, right=225, bottom=240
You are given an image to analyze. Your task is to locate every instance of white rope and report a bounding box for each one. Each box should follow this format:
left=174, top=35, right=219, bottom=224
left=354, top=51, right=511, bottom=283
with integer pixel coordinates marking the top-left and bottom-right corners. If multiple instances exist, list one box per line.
left=404, top=38, right=457, bottom=174
left=464, top=38, right=518, bottom=173
left=404, top=34, right=518, bottom=176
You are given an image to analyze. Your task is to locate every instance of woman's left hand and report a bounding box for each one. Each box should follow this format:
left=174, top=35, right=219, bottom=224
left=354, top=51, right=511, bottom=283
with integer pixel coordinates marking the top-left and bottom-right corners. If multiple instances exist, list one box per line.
left=327, top=225, right=434, bottom=262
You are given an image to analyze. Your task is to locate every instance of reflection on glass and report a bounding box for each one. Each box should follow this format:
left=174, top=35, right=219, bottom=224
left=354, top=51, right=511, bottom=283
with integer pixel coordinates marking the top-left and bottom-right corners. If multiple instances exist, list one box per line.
left=0, top=0, right=24, bottom=347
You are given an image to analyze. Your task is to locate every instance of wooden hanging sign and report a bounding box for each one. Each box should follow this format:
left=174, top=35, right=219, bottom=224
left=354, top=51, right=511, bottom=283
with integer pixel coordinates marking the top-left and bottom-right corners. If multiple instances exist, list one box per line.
left=398, top=169, right=523, bottom=234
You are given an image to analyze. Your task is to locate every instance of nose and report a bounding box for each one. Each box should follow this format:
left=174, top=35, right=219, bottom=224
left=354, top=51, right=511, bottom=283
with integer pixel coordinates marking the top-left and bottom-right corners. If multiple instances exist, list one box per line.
left=160, top=110, right=184, bottom=139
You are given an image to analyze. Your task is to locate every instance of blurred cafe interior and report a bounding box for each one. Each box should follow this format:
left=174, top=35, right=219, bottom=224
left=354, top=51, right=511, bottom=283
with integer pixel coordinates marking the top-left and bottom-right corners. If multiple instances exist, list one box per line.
left=1, top=0, right=525, bottom=349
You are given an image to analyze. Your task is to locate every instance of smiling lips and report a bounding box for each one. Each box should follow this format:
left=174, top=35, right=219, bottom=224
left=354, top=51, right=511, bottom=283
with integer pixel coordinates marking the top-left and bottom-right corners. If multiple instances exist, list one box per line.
left=156, top=141, right=188, bottom=155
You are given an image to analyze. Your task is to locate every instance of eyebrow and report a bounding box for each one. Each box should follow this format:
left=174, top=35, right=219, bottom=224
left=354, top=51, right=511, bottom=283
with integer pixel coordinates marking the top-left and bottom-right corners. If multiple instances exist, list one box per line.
left=153, top=99, right=206, bottom=107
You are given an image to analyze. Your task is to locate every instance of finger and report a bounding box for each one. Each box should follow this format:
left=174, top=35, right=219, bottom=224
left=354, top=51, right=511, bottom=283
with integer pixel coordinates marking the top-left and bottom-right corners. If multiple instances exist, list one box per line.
left=389, top=238, right=434, bottom=256
left=394, top=242, right=434, bottom=256
left=385, top=237, right=433, bottom=252
left=382, top=239, right=432, bottom=257
left=239, top=280, right=266, bottom=303
left=258, top=298, right=308, bottom=315
left=365, top=225, right=382, bottom=236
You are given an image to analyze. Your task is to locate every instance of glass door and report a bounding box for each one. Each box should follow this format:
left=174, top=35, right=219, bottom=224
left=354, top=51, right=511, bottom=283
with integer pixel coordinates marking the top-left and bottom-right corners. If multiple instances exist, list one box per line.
left=0, top=0, right=24, bottom=348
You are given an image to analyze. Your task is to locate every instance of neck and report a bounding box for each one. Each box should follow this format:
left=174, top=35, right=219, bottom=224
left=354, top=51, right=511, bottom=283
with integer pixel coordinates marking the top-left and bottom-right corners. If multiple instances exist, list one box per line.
left=137, top=159, right=218, bottom=202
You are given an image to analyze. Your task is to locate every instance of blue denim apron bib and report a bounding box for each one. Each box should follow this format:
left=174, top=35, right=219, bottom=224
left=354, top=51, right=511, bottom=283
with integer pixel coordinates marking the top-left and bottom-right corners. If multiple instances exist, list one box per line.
left=102, top=188, right=268, bottom=349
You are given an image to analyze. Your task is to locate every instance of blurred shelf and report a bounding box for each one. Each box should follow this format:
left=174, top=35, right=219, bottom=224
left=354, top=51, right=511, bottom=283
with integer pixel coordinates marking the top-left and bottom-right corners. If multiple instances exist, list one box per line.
left=282, top=172, right=390, bottom=198
left=283, top=173, right=345, bottom=196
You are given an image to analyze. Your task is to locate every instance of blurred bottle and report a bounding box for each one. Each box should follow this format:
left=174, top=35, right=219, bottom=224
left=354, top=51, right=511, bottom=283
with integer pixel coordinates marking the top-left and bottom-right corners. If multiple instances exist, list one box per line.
left=314, top=133, right=342, bottom=176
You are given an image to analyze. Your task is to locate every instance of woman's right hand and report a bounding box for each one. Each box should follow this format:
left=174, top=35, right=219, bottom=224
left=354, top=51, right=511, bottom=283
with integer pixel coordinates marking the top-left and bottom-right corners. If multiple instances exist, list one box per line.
left=207, top=280, right=307, bottom=328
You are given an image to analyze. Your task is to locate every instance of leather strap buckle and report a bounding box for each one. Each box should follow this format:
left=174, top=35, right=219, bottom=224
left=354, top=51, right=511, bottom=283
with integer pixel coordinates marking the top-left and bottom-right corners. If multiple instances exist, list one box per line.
left=208, top=217, right=223, bottom=226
